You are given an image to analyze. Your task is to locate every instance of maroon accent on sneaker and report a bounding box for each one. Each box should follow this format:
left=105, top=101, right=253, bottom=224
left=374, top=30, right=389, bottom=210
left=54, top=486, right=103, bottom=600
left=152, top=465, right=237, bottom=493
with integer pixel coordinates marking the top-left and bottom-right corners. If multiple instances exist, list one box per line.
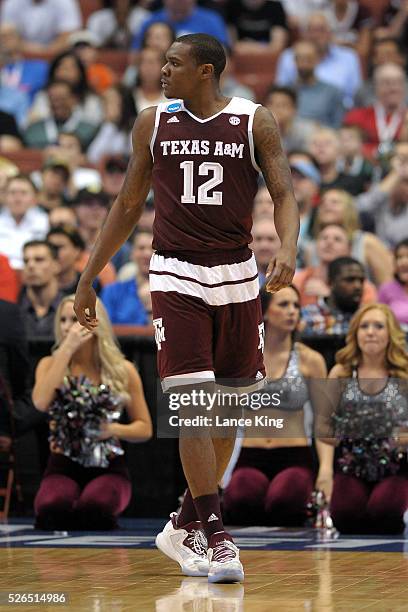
left=171, top=514, right=208, bottom=556
left=193, top=493, right=225, bottom=540
left=177, top=488, right=198, bottom=527
left=209, top=532, right=237, bottom=562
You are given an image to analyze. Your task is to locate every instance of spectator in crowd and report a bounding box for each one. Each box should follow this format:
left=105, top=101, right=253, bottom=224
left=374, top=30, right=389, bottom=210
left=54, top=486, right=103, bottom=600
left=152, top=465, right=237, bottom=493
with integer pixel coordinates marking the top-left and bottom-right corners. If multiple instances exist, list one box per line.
left=378, top=238, right=408, bottom=330
left=0, top=57, right=30, bottom=127
left=223, top=285, right=331, bottom=526
left=124, top=21, right=176, bottom=88
left=73, top=188, right=117, bottom=292
left=251, top=215, right=281, bottom=286
left=328, top=303, right=408, bottom=534
left=69, top=30, right=116, bottom=94
left=301, top=256, right=366, bottom=335
left=48, top=205, right=78, bottom=229
left=87, top=0, right=150, bottom=49
left=29, top=51, right=104, bottom=125
left=252, top=183, right=273, bottom=218
left=312, top=189, right=394, bottom=286
left=132, top=47, right=166, bottom=112
left=354, top=37, right=407, bottom=108
left=0, top=157, right=18, bottom=200
left=264, top=86, right=316, bottom=153
left=295, top=224, right=377, bottom=307
left=37, top=160, right=71, bottom=212
left=100, top=154, right=128, bottom=199
left=0, top=254, right=18, bottom=303
left=45, top=132, right=102, bottom=192
left=292, top=40, right=344, bottom=128
left=287, top=153, right=321, bottom=264
left=309, top=127, right=365, bottom=195
left=344, top=63, right=407, bottom=158
left=280, top=0, right=330, bottom=30
left=356, top=141, right=408, bottom=248
left=101, top=231, right=153, bottom=324
left=32, top=295, right=152, bottom=530
left=24, top=80, right=99, bottom=150
left=19, top=240, right=63, bottom=339
left=378, top=0, right=408, bottom=53
left=87, top=85, right=137, bottom=165
left=0, top=110, right=22, bottom=151
left=325, top=0, right=373, bottom=56
left=337, top=125, right=376, bottom=191
left=225, top=0, right=288, bottom=55
left=132, top=0, right=229, bottom=51
left=220, top=47, right=255, bottom=101
left=0, top=24, right=48, bottom=103
left=276, top=12, right=362, bottom=108
left=0, top=174, right=49, bottom=270
left=47, top=225, right=85, bottom=296
left=0, top=0, right=82, bottom=55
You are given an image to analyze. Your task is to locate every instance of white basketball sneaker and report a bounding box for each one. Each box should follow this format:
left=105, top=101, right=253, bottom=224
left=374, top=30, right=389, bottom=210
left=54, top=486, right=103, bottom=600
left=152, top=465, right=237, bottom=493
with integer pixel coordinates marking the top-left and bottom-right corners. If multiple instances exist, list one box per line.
left=155, top=512, right=209, bottom=577
left=207, top=533, right=244, bottom=583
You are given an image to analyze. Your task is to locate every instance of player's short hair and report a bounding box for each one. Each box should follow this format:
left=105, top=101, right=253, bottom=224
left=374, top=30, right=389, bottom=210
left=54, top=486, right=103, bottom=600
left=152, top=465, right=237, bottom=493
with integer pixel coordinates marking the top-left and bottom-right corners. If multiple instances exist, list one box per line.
left=328, top=256, right=363, bottom=284
left=176, top=33, right=226, bottom=79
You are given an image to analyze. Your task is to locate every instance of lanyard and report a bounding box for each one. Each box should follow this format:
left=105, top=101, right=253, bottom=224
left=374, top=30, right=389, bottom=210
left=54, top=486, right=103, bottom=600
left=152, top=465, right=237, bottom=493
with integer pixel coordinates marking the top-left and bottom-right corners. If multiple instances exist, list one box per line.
left=374, top=103, right=404, bottom=144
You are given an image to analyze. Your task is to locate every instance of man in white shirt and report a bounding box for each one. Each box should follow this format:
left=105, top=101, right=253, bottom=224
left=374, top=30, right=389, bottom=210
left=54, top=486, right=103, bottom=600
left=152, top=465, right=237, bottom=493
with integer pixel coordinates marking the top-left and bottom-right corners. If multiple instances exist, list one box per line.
left=0, top=174, right=49, bottom=269
left=0, top=0, right=81, bottom=54
left=276, top=12, right=361, bottom=108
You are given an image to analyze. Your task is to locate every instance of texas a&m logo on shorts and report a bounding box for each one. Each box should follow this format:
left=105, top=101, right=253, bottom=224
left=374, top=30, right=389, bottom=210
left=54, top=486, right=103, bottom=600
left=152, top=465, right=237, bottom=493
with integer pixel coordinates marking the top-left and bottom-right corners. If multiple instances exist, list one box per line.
left=153, top=318, right=166, bottom=351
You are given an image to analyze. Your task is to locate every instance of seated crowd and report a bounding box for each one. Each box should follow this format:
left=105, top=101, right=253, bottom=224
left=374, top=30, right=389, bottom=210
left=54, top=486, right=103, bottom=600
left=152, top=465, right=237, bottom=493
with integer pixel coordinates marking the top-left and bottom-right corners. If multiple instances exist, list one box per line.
left=1, top=0, right=408, bottom=534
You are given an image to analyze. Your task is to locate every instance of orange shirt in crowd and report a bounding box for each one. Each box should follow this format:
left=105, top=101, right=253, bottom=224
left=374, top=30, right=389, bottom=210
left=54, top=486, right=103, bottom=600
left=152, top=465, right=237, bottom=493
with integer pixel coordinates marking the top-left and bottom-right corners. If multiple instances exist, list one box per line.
left=0, top=253, right=18, bottom=303
left=76, top=251, right=116, bottom=287
left=87, top=64, right=116, bottom=93
left=293, top=266, right=377, bottom=307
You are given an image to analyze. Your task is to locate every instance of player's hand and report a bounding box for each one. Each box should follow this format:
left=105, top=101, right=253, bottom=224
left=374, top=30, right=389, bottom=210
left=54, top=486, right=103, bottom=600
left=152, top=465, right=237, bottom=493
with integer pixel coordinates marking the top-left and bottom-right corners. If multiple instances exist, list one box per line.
left=265, top=245, right=296, bottom=293
left=74, top=281, right=98, bottom=330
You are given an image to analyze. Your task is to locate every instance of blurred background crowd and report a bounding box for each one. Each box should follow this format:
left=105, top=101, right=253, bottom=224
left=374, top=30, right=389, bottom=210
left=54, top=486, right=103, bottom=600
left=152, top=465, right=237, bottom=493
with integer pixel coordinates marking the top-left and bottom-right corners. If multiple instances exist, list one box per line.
left=1, top=0, right=408, bottom=529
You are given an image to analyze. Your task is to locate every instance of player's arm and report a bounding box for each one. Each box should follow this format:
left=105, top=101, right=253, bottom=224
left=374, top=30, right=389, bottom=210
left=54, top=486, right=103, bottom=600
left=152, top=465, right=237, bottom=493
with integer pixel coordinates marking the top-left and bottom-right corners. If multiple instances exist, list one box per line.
left=74, top=107, right=156, bottom=328
left=253, top=106, right=299, bottom=292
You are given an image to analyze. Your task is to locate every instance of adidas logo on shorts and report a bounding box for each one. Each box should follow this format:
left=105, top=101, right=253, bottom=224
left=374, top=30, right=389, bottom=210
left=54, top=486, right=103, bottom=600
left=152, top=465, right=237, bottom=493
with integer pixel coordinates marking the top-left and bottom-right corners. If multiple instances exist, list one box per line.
left=256, top=371, right=264, bottom=381
left=207, top=513, right=219, bottom=522
left=167, top=116, right=179, bottom=123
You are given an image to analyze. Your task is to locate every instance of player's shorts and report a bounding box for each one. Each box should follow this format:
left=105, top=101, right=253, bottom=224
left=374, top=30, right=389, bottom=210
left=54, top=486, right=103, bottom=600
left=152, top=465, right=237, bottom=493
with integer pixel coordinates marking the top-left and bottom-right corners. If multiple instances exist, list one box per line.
left=149, top=250, right=266, bottom=391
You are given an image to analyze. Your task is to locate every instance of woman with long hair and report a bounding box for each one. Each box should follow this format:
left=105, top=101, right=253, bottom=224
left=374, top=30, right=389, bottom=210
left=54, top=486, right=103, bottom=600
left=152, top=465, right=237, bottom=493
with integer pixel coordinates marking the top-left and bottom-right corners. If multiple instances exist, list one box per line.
left=223, top=285, right=333, bottom=526
left=378, top=238, right=408, bottom=331
left=87, top=84, right=137, bottom=164
left=327, top=303, right=408, bottom=533
left=132, top=46, right=166, bottom=112
left=311, top=189, right=393, bottom=286
left=29, top=51, right=104, bottom=124
left=32, top=295, right=152, bottom=530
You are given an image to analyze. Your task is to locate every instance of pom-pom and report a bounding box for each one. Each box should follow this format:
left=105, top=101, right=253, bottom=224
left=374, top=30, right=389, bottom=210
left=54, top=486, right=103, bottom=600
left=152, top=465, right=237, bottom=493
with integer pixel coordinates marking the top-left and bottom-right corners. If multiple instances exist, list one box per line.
left=48, top=376, right=124, bottom=468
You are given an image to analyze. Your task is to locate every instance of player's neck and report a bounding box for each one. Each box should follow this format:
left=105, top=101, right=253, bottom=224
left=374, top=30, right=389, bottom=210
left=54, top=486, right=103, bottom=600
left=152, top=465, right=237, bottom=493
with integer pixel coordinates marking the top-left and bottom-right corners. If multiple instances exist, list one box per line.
left=183, top=90, right=231, bottom=120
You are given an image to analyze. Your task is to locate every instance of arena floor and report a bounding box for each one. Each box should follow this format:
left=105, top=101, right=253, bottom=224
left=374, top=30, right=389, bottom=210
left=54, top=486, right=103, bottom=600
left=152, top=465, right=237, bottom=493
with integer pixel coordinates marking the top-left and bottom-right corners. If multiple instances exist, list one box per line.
left=1, top=520, right=408, bottom=611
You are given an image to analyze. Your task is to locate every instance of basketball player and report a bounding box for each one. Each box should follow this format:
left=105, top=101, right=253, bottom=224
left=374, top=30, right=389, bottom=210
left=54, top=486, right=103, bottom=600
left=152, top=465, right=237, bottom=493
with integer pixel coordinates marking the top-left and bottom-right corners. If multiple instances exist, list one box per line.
left=74, top=34, right=299, bottom=583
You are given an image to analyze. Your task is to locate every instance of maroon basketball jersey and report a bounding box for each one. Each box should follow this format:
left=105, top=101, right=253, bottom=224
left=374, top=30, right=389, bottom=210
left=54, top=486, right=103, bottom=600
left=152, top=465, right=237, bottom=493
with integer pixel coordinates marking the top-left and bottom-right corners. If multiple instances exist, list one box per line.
left=150, top=97, right=261, bottom=263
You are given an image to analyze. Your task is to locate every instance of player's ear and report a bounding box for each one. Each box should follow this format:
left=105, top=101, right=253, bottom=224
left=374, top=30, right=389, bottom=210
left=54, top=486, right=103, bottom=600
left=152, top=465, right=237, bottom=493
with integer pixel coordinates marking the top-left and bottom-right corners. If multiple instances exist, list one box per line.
left=201, top=63, right=214, bottom=80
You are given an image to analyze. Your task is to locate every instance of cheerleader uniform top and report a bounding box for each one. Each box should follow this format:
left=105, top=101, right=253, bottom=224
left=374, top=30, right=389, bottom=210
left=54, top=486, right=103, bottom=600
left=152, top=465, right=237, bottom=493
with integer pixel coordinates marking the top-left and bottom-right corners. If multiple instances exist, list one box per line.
left=263, top=343, right=309, bottom=411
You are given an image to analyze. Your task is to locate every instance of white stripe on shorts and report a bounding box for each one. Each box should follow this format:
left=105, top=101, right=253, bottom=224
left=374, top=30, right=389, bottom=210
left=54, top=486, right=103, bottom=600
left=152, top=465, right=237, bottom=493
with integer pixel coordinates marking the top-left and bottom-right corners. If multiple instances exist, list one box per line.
left=149, top=252, right=259, bottom=306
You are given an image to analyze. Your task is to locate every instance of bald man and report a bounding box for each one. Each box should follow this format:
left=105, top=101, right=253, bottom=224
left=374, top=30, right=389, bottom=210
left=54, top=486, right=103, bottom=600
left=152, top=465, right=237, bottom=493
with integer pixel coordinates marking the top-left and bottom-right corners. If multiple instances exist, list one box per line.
left=344, top=62, right=407, bottom=157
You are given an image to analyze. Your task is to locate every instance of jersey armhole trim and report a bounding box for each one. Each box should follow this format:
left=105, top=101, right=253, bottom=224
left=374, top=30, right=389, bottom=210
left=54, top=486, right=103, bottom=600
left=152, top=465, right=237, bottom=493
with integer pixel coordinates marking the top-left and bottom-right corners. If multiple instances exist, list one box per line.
left=149, top=105, right=161, bottom=161
left=248, top=104, right=262, bottom=173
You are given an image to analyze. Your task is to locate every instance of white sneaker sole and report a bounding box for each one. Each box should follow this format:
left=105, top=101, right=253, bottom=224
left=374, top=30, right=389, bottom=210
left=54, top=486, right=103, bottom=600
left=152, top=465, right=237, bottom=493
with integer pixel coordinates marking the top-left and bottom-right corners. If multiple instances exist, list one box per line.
left=155, top=531, right=209, bottom=577
left=208, top=566, right=245, bottom=584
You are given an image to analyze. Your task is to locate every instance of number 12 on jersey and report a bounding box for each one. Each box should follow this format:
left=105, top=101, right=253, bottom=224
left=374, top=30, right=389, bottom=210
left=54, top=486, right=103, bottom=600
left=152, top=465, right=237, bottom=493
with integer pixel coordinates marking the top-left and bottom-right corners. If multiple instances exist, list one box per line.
left=180, top=161, right=223, bottom=206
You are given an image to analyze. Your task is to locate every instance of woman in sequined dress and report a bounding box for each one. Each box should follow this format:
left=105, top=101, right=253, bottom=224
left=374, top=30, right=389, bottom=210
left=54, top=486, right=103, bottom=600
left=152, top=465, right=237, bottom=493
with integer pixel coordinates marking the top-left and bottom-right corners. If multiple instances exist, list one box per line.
left=327, top=303, right=408, bottom=533
left=32, top=295, right=152, bottom=530
left=223, top=285, right=333, bottom=526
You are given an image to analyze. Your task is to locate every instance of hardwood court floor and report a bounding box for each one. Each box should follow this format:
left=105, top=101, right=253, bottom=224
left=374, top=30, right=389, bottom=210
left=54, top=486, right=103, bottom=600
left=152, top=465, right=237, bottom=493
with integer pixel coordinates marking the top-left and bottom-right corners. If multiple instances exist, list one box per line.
left=2, top=546, right=408, bottom=611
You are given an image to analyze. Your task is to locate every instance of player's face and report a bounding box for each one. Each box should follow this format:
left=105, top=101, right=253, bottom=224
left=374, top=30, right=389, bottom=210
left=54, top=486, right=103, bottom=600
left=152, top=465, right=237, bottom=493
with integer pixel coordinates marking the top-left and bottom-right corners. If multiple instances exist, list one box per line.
left=161, top=42, right=201, bottom=99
